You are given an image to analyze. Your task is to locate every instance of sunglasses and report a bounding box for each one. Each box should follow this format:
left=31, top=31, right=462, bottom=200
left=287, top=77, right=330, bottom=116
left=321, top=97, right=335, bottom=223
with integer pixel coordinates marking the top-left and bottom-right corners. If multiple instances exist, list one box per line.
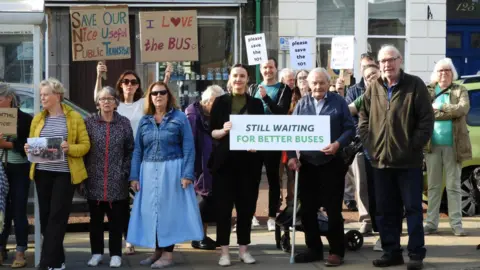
left=151, top=90, right=168, bottom=96
left=121, top=79, right=138, bottom=85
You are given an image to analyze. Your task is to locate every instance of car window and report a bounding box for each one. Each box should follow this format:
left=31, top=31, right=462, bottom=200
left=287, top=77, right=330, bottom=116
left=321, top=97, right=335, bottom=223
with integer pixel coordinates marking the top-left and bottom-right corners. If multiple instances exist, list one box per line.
left=467, top=90, right=480, bottom=126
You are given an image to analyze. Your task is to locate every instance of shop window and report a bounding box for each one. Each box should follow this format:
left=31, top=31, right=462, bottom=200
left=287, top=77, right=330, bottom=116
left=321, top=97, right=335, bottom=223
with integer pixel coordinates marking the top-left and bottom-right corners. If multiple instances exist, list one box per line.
left=158, top=18, right=235, bottom=110
left=467, top=90, right=480, bottom=126
left=471, top=33, right=480, bottom=48
left=315, top=38, right=332, bottom=68
left=0, top=34, right=33, bottom=84
left=368, top=0, right=406, bottom=36
left=447, top=33, right=462, bottom=49
left=367, top=38, right=405, bottom=66
left=317, top=0, right=354, bottom=36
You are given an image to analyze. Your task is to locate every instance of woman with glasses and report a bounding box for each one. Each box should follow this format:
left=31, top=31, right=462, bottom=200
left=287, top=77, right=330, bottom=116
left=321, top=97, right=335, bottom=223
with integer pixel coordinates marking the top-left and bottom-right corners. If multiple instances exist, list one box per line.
left=128, top=82, right=203, bottom=268
left=84, top=86, right=134, bottom=267
left=94, top=62, right=171, bottom=255
left=295, top=70, right=310, bottom=97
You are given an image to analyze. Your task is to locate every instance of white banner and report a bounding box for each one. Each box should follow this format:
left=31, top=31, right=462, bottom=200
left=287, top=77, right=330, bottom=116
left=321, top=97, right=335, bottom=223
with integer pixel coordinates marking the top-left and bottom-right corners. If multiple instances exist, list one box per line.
left=229, top=115, right=331, bottom=151
left=289, top=38, right=313, bottom=70
left=245, top=33, right=268, bottom=66
left=331, top=36, right=355, bottom=70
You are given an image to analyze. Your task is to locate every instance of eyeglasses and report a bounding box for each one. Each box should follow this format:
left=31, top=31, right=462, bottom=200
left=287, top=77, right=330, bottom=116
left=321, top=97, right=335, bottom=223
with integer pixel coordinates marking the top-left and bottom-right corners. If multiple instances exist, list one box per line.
left=121, top=79, right=138, bottom=85
left=151, top=90, right=168, bottom=96
left=379, top=57, right=399, bottom=64
left=99, top=97, right=115, bottom=103
left=437, top=69, right=452, bottom=73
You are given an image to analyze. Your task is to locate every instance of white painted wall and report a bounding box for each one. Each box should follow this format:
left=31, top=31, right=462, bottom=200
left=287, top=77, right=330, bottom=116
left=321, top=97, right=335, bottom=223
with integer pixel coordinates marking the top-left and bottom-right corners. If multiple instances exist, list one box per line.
left=408, top=0, right=446, bottom=83
left=277, top=0, right=447, bottom=83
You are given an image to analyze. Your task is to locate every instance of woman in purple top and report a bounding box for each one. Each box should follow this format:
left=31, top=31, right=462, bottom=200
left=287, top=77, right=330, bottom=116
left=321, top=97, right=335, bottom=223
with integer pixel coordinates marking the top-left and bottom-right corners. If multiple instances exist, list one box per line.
left=185, top=85, right=225, bottom=250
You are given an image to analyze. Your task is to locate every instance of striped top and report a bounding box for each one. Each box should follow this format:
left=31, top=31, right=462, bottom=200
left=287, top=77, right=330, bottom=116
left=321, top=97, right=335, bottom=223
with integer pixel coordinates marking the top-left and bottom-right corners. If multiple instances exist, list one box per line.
left=0, top=134, right=28, bottom=164
left=37, top=115, right=70, bottom=173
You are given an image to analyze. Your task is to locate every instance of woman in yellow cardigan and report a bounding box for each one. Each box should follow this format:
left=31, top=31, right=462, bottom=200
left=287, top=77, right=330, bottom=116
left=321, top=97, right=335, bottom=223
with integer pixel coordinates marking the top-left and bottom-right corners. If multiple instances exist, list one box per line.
left=24, top=78, right=90, bottom=270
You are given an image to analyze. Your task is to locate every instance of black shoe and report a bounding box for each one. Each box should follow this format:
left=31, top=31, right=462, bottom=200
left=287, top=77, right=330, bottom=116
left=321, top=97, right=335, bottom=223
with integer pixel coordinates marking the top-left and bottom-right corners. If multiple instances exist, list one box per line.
left=294, top=249, right=324, bottom=263
left=280, top=234, right=291, bottom=252
left=191, top=238, right=216, bottom=250
left=407, top=259, right=423, bottom=270
left=372, top=254, right=404, bottom=267
left=345, top=200, right=358, bottom=211
left=204, top=236, right=220, bottom=248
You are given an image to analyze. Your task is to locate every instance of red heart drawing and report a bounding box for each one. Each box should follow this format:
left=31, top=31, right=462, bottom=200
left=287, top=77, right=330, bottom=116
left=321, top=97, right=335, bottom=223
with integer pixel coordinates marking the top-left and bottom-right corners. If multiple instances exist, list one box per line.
left=170, top=17, right=181, bottom=27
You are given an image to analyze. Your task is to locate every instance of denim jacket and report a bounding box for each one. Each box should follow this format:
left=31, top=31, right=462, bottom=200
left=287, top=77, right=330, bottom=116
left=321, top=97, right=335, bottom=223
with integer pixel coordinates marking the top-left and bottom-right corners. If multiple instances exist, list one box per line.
left=129, top=108, right=195, bottom=181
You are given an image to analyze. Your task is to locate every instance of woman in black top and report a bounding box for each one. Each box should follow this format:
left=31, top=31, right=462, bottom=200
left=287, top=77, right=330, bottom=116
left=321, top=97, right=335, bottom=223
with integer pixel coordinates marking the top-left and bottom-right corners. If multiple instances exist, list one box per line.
left=209, top=64, right=263, bottom=267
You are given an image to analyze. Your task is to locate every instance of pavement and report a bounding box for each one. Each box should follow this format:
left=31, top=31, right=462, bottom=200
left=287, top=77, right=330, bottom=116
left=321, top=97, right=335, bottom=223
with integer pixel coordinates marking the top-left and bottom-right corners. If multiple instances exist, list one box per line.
left=6, top=179, right=480, bottom=269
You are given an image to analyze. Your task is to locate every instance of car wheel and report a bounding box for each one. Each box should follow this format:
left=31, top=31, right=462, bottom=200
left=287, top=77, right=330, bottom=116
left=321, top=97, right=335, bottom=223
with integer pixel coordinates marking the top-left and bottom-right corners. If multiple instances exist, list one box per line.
left=460, top=168, right=479, bottom=217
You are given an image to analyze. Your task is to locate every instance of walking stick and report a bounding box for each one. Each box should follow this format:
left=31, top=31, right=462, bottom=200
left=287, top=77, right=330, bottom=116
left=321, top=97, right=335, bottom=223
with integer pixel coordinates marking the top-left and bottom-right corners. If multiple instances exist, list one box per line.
left=290, top=170, right=299, bottom=264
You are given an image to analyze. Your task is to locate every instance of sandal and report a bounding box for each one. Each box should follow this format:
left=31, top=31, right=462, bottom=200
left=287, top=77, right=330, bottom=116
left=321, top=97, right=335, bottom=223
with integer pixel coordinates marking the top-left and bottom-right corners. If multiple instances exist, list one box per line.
left=140, top=253, right=162, bottom=266
left=151, top=258, right=174, bottom=269
left=124, top=245, right=135, bottom=256
left=11, top=258, right=27, bottom=268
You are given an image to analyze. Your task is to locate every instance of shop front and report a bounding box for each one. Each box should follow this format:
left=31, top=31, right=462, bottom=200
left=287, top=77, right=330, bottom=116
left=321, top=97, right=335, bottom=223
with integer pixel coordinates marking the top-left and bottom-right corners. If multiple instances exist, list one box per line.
left=45, top=0, right=248, bottom=112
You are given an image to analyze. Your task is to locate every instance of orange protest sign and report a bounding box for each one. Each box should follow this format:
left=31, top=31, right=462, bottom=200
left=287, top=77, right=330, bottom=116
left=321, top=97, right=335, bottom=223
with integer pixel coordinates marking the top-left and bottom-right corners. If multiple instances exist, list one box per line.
left=139, top=10, right=198, bottom=63
left=70, top=5, right=131, bottom=61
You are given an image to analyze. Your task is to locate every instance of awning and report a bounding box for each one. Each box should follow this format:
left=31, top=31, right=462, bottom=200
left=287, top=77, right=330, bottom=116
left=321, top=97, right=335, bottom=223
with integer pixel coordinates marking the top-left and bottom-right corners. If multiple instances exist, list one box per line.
left=0, top=0, right=45, bottom=25
left=46, top=0, right=247, bottom=7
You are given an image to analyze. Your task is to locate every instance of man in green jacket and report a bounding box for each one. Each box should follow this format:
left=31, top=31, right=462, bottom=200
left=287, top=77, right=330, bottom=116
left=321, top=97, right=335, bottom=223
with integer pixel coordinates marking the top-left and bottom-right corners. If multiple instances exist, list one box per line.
left=359, top=45, right=434, bottom=270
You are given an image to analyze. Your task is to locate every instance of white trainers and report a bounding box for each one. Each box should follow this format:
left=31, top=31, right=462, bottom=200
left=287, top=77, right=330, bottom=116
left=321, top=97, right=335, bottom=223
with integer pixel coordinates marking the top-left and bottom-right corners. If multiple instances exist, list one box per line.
left=87, top=254, right=103, bottom=267
left=109, top=256, right=122, bottom=268
left=252, top=216, right=260, bottom=227
left=373, top=238, right=383, bottom=252
left=218, top=254, right=231, bottom=267
left=267, top=219, right=276, bottom=232
left=239, top=252, right=256, bottom=264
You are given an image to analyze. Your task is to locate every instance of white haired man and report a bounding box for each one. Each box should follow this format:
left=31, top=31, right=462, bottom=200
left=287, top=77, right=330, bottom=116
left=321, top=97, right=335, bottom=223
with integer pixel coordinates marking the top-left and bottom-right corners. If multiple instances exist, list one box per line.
left=279, top=68, right=295, bottom=89
left=288, top=68, right=354, bottom=266
left=359, top=45, right=434, bottom=270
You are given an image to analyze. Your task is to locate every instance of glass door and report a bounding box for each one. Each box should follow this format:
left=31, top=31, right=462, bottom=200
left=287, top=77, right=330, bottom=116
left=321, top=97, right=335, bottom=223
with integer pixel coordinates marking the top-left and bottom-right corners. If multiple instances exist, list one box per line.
left=157, top=17, right=237, bottom=111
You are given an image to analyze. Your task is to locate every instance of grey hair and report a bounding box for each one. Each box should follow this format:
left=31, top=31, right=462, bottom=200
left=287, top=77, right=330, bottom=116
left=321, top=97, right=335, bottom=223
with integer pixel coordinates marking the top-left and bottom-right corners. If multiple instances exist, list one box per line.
left=279, top=68, right=294, bottom=81
left=430, top=58, right=459, bottom=83
left=0, top=83, right=18, bottom=108
left=39, top=78, right=65, bottom=101
left=201, top=85, right=225, bottom=104
left=95, top=86, right=120, bottom=107
left=378, top=44, right=402, bottom=60
left=307, top=67, right=331, bottom=82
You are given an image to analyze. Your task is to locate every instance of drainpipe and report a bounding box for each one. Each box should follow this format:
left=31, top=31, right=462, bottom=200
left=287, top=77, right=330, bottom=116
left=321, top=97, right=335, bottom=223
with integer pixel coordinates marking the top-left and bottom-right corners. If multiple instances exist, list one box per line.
left=255, top=0, right=261, bottom=83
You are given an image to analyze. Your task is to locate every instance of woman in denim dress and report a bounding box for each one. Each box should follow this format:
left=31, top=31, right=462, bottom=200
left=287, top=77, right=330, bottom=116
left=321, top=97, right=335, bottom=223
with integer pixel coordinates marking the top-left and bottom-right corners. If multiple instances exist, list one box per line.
left=127, top=81, right=203, bottom=268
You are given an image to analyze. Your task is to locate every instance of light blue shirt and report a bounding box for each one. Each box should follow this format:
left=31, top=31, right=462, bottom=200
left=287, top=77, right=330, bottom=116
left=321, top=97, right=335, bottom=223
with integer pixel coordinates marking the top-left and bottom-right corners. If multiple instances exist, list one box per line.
left=432, top=85, right=453, bottom=146
left=313, top=96, right=326, bottom=115
left=254, top=82, right=281, bottom=114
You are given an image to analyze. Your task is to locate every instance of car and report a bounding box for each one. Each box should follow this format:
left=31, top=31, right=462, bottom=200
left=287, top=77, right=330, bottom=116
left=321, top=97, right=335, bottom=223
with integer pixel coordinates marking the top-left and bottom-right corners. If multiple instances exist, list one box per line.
left=422, top=78, right=480, bottom=217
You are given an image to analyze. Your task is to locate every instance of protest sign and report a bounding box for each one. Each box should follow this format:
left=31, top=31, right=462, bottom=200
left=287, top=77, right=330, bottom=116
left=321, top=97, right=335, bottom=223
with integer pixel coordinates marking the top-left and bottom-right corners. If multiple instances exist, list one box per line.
left=289, top=38, right=313, bottom=70
left=331, top=36, right=355, bottom=70
left=245, top=33, right=268, bottom=65
left=70, top=5, right=131, bottom=61
left=27, top=137, right=65, bottom=164
left=0, top=108, right=17, bottom=136
left=139, top=10, right=198, bottom=63
left=229, top=115, right=331, bottom=151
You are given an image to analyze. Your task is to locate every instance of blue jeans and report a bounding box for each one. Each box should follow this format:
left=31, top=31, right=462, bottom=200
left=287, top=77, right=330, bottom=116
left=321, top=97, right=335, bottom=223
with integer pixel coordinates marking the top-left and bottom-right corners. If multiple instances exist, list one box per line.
left=373, top=167, right=426, bottom=260
left=0, top=163, right=31, bottom=252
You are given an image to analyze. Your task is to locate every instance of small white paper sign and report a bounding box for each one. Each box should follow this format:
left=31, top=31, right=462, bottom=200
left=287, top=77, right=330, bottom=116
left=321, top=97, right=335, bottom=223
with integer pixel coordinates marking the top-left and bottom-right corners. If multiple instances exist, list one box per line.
left=245, top=33, right=268, bottom=66
left=289, top=38, right=313, bottom=70
left=229, top=115, right=331, bottom=151
left=331, top=36, right=355, bottom=69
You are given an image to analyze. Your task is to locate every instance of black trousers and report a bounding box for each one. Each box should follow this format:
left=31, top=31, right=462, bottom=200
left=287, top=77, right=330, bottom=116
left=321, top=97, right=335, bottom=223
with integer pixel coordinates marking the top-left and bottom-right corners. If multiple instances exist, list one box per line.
left=259, top=151, right=282, bottom=218
left=88, top=199, right=129, bottom=257
left=35, top=170, right=75, bottom=269
left=214, top=152, right=260, bottom=246
left=299, top=157, right=346, bottom=257
left=363, top=156, right=378, bottom=232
